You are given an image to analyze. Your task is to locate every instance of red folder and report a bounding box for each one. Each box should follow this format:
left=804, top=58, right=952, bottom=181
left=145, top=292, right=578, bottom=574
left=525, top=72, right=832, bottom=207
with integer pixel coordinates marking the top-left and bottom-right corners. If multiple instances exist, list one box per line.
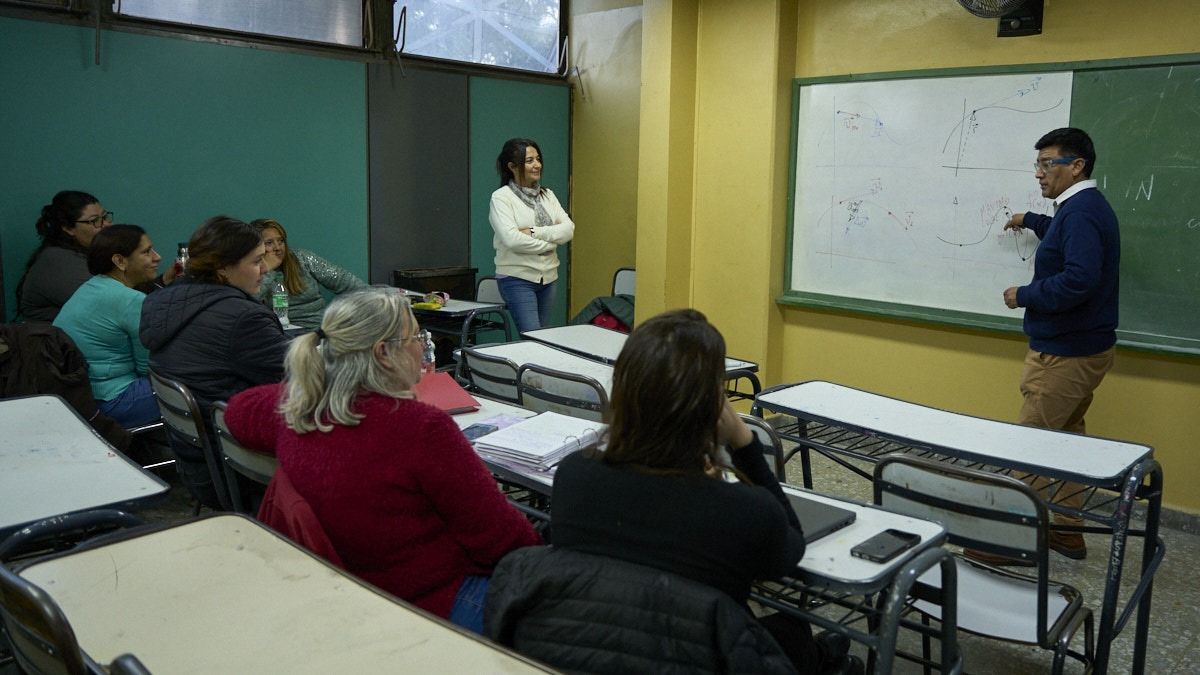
left=413, top=371, right=481, bottom=414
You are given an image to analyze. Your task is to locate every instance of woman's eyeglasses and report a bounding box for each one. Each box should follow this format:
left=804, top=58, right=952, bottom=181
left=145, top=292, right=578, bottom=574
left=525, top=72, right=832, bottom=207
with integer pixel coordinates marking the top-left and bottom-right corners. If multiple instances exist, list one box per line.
left=76, top=211, right=114, bottom=228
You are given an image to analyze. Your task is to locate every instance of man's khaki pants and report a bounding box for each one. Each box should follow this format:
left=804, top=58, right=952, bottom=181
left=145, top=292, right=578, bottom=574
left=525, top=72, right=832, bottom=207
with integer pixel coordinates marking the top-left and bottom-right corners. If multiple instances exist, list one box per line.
left=1018, top=346, right=1115, bottom=527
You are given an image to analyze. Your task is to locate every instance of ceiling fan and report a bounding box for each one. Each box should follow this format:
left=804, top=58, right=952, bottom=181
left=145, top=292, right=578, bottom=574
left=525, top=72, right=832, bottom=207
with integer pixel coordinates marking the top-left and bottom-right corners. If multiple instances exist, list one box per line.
left=957, top=0, right=1045, bottom=37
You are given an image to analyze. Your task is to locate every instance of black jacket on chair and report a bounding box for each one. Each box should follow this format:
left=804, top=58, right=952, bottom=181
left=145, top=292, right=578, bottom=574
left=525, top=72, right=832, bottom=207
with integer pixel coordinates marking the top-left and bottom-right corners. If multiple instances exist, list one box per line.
left=0, top=322, right=130, bottom=450
left=485, top=546, right=797, bottom=675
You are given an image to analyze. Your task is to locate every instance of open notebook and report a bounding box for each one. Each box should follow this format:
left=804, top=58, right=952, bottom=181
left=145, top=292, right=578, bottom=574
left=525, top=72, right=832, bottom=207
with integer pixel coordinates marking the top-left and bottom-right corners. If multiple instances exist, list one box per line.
left=474, top=412, right=607, bottom=471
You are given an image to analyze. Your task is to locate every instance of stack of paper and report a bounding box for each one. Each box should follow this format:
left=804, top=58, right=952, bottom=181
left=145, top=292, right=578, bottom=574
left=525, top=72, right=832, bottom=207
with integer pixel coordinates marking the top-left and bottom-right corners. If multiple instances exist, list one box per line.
left=474, top=412, right=607, bottom=470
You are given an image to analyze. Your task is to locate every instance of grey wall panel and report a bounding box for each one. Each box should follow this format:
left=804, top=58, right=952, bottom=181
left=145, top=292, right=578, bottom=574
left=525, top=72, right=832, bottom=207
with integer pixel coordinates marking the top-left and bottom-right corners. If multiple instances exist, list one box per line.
left=368, top=64, right=471, bottom=284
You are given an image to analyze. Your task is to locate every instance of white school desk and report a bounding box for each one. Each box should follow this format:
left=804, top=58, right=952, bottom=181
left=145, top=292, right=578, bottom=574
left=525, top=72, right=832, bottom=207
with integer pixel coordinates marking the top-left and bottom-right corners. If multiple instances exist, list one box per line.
left=755, top=380, right=1163, bottom=675
left=522, top=324, right=759, bottom=374
left=0, top=395, right=169, bottom=540
left=466, top=340, right=616, bottom=395
left=521, top=325, right=762, bottom=401
left=16, top=514, right=554, bottom=674
left=413, top=298, right=514, bottom=351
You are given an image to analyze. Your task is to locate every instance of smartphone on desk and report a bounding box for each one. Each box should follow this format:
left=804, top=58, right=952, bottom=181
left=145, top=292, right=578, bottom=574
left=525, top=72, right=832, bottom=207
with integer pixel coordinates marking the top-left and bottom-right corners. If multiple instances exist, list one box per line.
left=850, top=529, right=920, bottom=563
left=462, top=423, right=498, bottom=442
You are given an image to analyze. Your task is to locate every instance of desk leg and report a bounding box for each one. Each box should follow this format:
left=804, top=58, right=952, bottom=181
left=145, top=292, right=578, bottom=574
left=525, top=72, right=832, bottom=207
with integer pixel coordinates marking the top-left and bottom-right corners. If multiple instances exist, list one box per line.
left=1132, top=461, right=1163, bottom=675
left=1095, top=464, right=1145, bottom=674
left=876, top=548, right=960, bottom=675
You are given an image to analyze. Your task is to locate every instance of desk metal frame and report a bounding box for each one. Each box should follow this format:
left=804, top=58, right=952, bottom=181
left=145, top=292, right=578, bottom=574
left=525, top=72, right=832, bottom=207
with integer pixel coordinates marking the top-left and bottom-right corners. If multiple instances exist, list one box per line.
left=413, top=299, right=513, bottom=368
left=754, top=380, right=1164, bottom=675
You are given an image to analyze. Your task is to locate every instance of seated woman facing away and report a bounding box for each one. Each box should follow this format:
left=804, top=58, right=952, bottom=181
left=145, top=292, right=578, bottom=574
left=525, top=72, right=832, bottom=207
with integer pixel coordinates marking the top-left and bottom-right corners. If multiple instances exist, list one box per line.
left=53, top=225, right=163, bottom=429
left=252, top=218, right=366, bottom=330
left=18, top=190, right=112, bottom=322
left=225, top=287, right=540, bottom=633
left=140, top=216, right=287, bottom=507
left=550, top=309, right=851, bottom=673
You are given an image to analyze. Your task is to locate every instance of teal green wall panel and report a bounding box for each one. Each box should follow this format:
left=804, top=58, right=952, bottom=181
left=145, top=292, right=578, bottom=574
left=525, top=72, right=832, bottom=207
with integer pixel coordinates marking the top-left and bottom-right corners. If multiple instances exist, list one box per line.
left=468, top=77, right=571, bottom=325
left=0, top=16, right=367, bottom=318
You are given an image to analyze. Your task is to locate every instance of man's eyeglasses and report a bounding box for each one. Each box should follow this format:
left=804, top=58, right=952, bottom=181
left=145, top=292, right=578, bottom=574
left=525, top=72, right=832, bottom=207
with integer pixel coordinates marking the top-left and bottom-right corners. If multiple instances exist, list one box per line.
left=1033, top=157, right=1078, bottom=172
left=76, top=211, right=114, bottom=228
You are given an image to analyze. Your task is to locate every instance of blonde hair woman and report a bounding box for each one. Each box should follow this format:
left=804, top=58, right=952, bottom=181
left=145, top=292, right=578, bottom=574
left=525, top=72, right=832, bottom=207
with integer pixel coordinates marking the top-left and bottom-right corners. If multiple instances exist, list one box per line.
left=251, top=218, right=366, bottom=330
left=225, top=287, right=539, bottom=632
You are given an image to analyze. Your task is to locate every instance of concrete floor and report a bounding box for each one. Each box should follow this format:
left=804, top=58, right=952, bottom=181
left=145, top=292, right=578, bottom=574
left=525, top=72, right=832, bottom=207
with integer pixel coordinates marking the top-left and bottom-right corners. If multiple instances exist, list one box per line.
left=7, top=444, right=1193, bottom=674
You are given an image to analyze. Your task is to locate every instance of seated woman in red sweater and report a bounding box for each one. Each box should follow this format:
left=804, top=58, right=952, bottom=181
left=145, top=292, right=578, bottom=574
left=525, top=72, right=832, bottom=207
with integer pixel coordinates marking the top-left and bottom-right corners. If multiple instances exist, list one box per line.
left=225, top=286, right=539, bottom=632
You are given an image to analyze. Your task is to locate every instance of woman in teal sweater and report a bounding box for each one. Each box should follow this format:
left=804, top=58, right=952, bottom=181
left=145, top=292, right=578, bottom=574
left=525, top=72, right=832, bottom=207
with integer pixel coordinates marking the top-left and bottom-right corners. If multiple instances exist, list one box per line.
left=54, top=225, right=164, bottom=428
left=253, top=218, right=367, bottom=329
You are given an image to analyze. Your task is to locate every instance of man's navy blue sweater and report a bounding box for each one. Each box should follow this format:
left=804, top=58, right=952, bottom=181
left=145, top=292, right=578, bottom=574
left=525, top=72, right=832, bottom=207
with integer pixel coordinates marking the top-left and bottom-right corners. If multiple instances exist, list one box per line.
left=1016, top=187, right=1120, bottom=356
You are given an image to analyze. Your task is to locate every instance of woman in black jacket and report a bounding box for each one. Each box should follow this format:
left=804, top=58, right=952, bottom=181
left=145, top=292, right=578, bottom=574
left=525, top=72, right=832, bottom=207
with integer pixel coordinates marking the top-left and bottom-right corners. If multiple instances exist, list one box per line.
left=140, top=215, right=287, bottom=506
left=551, top=309, right=849, bottom=673
left=17, top=190, right=110, bottom=322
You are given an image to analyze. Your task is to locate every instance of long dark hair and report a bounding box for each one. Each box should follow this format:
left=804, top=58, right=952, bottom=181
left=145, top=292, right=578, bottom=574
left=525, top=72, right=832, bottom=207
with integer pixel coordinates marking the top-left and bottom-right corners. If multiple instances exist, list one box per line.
left=17, top=190, right=100, bottom=308
left=251, top=218, right=303, bottom=295
left=496, top=137, right=543, bottom=189
left=602, top=309, right=727, bottom=475
left=185, top=216, right=262, bottom=285
left=87, top=225, right=147, bottom=275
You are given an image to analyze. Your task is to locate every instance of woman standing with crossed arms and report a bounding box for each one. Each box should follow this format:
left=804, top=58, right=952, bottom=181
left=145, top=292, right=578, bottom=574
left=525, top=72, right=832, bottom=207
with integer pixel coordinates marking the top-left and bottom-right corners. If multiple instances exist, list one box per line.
left=488, top=138, right=574, bottom=332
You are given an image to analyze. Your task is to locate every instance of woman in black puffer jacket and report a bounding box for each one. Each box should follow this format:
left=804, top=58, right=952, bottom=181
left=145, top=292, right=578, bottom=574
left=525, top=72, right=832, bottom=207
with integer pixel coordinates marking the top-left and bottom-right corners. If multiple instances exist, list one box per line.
left=140, top=216, right=287, bottom=507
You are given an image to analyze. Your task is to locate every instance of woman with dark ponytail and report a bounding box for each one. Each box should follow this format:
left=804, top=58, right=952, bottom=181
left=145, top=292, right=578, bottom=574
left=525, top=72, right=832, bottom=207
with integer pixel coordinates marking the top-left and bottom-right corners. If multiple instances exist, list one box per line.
left=17, top=191, right=112, bottom=321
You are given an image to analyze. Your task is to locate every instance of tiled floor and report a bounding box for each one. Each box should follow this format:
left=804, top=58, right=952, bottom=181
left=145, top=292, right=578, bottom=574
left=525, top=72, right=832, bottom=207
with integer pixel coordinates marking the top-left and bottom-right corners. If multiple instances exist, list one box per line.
left=786, top=445, right=1200, bottom=674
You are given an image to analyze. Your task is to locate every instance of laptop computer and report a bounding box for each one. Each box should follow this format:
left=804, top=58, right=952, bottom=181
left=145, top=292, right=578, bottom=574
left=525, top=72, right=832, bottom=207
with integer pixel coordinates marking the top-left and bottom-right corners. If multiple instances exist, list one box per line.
left=786, top=492, right=857, bottom=544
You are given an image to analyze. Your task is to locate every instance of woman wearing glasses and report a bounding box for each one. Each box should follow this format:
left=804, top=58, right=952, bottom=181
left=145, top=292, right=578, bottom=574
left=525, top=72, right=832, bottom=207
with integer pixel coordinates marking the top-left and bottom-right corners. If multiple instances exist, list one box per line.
left=489, top=138, right=575, bottom=332
left=224, top=287, right=539, bottom=632
left=16, top=190, right=113, bottom=322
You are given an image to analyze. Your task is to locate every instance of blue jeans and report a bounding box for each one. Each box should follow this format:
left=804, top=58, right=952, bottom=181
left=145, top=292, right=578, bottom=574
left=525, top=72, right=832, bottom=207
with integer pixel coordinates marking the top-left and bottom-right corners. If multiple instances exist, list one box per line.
left=449, top=575, right=489, bottom=634
left=497, top=276, right=555, bottom=333
left=98, top=376, right=161, bottom=429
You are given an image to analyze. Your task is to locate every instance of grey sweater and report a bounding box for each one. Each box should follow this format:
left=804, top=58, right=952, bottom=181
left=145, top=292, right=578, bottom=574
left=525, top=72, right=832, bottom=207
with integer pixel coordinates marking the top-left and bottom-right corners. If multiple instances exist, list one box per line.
left=19, top=246, right=90, bottom=322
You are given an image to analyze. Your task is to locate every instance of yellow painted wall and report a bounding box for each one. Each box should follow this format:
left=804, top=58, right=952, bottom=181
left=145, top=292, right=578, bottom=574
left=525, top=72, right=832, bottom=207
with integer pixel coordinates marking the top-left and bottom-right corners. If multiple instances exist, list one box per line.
left=625, top=0, right=1200, bottom=512
left=568, top=1, right=643, bottom=317
left=778, top=0, right=1200, bottom=512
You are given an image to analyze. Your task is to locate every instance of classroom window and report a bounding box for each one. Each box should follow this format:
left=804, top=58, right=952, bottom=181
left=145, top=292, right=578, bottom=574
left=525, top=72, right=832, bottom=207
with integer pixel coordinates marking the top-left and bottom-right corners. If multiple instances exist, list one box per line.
left=111, top=0, right=364, bottom=47
left=395, top=0, right=562, bottom=74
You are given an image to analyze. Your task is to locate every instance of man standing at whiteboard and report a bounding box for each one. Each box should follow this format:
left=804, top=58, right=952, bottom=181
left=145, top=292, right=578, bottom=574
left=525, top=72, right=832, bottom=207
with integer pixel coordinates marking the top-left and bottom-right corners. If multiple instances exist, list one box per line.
left=1001, top=127, right=1120, bottom=562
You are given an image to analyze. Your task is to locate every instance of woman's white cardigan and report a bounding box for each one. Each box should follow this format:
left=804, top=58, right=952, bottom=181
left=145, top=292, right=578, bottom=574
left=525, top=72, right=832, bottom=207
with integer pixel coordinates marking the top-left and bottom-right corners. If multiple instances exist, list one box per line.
left=488, top=186, right=575, bottom=284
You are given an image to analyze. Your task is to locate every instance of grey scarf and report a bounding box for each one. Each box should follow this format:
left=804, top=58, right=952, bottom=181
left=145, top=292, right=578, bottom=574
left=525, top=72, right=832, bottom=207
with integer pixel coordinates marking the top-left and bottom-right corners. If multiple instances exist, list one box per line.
left=507, top=181, right=552, bottom=229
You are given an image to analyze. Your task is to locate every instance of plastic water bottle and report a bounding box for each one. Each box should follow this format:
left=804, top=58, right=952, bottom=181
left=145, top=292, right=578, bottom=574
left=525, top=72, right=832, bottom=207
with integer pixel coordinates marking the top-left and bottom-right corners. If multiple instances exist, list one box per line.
left=271, top=281, right=290, bottom=327
left=176, top=244, right=188, bottom=271
left=420, top=329, right=436, bottom=374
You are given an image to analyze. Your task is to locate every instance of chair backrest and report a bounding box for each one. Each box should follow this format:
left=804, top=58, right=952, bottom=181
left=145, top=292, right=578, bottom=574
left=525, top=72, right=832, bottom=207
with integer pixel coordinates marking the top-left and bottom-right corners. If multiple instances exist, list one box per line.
left=874, top=454, right=1054, bottom=640
left=476, top=275, right=504, bottom=305
left=517, top=363, right=609, bottom=423
left=739, top=414, right=787, bottom=482
left=0, top=564, right=91, bottom=675
left=486, top=547, right=794, bottom=674
left=611, top=267, right=635, bottom=297
left=458, top=347, right=521, bottom=403
left=148, top=368, right=230, bottom=511
left=212, top=402, right=279, bottom=515
left=0, top=510, right=144, bottom=563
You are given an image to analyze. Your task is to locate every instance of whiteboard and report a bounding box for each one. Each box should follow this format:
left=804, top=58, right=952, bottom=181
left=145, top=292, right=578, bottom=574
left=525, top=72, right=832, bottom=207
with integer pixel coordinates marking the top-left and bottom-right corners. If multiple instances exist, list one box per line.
left=789, top=72, right=1073, bottom=319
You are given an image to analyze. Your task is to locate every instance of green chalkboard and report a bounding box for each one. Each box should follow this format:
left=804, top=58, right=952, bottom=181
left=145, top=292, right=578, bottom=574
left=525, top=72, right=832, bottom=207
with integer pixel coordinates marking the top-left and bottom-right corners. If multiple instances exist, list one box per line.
left=1072, top=63, right=1200, bottom=354
left=781, top=54, right=1200, bottom=356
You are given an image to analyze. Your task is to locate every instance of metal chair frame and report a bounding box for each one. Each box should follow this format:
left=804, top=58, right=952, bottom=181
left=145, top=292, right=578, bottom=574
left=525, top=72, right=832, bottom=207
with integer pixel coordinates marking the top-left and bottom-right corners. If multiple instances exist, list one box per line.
left=212, top=402, right=279, bottom=515
left=148, top=369, right=231, bottom=511
left=458, top=347, right=522, bottom=403
left=874, top=454, right=1094, bottom=675
left=516, top=363, right=609, bottom=423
